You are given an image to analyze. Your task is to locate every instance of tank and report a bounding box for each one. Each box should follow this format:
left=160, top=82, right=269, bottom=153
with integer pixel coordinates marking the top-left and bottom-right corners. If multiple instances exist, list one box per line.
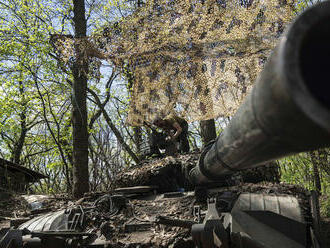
left=1, top=2, right=329, bottom=248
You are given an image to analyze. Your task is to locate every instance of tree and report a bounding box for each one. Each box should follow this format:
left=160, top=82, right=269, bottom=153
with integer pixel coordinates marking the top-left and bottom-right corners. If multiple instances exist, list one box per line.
left=200, top=119, right=217, bottom=145
left=72, top=0, right=89, bottom=198
left=0, top=0, right=77, bottom=194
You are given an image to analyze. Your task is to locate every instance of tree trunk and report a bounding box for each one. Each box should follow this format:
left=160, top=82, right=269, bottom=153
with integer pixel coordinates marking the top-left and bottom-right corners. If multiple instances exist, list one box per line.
left=11, top=81, right=27, bottom=165
left=11, top=112, right=27, bottom=165
left=133, top=127, right=142, bottom=157
left=200, top=119, right=217, bottom=145
left=72, top=0, right=89, bottom=198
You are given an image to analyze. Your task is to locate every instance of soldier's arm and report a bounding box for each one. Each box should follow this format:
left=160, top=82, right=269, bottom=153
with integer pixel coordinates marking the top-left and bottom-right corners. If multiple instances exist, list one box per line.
left=171, top=122, right=182, bottom=140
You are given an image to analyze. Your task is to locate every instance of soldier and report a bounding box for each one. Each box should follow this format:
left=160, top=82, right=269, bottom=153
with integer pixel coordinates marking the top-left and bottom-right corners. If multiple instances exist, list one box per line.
left=143, top=121, right=171, bottom=157
left=149, top=128, right=167, bottom=157
left=153, top=114, right=190, bottom=153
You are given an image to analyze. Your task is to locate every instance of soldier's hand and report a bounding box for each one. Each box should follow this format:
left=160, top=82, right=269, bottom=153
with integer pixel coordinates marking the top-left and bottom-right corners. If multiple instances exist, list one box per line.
left=166, top=136, right=176, bottom=142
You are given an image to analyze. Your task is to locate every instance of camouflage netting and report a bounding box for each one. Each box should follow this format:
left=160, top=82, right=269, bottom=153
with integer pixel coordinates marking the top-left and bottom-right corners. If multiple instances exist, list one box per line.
left=110, top=153, right=280, bottom=192
left=53, top=0, right=297, bottom=125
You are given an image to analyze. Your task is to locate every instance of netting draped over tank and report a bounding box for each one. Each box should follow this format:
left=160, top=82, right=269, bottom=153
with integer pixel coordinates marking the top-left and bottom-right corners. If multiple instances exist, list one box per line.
left=53, top=0, right=297, bottom=126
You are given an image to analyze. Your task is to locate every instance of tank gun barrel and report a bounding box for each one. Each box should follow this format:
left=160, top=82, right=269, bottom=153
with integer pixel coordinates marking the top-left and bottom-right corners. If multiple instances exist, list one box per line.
left=190, top=1, right=330, bottom=185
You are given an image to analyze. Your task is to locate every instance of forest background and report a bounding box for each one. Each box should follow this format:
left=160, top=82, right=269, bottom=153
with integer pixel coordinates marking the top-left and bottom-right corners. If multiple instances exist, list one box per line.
left=0, top=0, right=329, bottom=217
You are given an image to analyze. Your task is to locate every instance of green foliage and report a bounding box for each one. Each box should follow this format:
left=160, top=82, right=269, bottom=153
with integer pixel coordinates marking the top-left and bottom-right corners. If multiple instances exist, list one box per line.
left=280, top=150, right=330, bottom=219
left=0, top=0, right=140, bottom=193
left=280, top=153, right=313, bottom=190
left=320, top=196, right=330, bottom=218
left=0, top=0, right=73, bottom=192
left=295, top=0, right=322, bottom=14
left=279, top=152, right=330, bottom=194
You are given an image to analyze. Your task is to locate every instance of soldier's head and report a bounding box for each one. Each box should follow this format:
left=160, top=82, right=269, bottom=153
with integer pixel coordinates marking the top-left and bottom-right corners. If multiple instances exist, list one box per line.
left=153, top=117, right=166, bottom=128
